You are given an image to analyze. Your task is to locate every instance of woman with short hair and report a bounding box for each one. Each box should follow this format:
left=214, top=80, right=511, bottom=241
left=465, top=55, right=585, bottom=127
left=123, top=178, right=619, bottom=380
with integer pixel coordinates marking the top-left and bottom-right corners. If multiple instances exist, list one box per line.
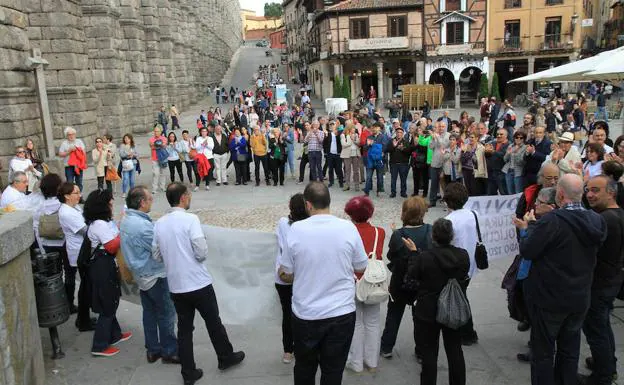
left=9, top=145, right=41, bottom=193
left=268, top=128, right=287, bottom=186
left=344, top=196, right=386, bottom=373
left=83, top=189, right=131, bottom=357
left=380, top=196, right=432, bottom=360
left=92, top=137, right=108, bottom=191
left=58, top=127, right=86, bottom=190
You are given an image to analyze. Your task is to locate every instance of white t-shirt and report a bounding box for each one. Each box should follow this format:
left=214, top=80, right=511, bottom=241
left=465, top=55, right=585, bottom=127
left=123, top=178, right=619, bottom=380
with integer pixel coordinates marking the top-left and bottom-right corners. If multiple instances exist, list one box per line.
left=34, top=197, right=64, bottom=248
left=87, top=219, right=119, bottom=250
left=281, top=214, right=368, bottom=320
left=275, top=217, right=292, bottom=285
left=446, top=208, right=478, bottom=278
left=154, top=209, right=213, bottom=294
left=59, top=203, right=85, bottom=266
left=0, top=185, right=28, bottom=208
left=195, top=136, right=214, bottom=159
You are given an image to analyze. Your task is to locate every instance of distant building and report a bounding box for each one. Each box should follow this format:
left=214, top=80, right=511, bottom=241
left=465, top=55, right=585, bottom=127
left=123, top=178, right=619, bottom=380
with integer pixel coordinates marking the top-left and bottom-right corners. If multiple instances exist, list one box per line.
left=241, top=9, right=283, bottom=40
left=603, top=0, right=624, bottom=49
left=270, top=26, right=286, bottom=49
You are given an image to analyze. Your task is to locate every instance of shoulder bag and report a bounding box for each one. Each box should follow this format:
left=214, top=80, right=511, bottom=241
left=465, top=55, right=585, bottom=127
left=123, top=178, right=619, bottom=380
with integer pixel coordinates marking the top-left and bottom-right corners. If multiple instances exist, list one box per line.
left=471, top=210, right=489, bottom=270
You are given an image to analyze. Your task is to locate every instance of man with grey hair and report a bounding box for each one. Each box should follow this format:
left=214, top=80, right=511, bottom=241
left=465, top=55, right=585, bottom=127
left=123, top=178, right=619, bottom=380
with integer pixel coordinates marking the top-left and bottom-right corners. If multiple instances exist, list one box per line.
left=120, top=186, right=178, bottom=364
left=514, top=174, right=606, bottom=384
left=305, top=120, right=324, bottom=182
left=428, top=121, right=449, bottom=206
left=0, top=171, right=31, bottom=209
left=579, top=175, right=624, bottom=385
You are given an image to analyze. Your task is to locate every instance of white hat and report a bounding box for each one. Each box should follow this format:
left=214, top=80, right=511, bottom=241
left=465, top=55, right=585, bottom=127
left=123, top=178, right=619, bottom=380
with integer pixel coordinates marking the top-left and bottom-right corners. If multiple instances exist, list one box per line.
left=559, top=132, right=575, bottom=142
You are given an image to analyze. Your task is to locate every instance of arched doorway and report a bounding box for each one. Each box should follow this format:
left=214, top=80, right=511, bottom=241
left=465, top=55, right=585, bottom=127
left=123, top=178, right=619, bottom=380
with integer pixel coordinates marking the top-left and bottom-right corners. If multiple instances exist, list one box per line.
left=459, top=67, right=482, bottom=104
left=429, top=68, right=455, bottom=102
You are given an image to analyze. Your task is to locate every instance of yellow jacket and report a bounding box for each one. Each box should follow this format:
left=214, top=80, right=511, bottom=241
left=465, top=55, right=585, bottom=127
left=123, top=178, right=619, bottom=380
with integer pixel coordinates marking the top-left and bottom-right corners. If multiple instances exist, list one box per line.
left=250, top=134, right=267, bottom=156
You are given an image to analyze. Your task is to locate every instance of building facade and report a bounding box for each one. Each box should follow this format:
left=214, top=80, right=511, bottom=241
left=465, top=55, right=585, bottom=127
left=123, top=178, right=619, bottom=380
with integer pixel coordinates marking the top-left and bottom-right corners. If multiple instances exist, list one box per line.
left=423, top=0, right=488, bottom=108
left=487, top=0, right=595, bottom=99
left=269, top=27, right=287, bottom=49
left=602, top=0, right=624, bottom=49
left=306, top=0, right=425, bottom=103
left=241, top=9, right=283, bottom=40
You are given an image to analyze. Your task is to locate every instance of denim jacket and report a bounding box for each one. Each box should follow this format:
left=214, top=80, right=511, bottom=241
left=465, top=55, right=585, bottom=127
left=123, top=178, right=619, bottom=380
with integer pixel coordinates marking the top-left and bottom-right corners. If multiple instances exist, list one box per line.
left=120, top=209, right=166, bottom=279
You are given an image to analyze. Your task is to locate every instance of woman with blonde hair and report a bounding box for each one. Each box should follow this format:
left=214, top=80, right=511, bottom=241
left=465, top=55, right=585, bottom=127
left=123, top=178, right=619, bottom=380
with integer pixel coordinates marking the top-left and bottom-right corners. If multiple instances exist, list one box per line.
left=340, top=122, right=361, bottom=191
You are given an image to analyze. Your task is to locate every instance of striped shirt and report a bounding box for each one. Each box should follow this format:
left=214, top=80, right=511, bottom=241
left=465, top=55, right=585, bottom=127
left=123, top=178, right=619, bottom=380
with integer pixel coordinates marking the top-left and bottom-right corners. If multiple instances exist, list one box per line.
left=305, top=130, right=325, bottom=152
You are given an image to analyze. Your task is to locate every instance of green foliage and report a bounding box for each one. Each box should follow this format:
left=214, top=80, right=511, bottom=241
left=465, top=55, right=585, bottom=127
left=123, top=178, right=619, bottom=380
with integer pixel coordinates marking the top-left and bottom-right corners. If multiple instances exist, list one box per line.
left=264, top=3, right=283, bottom=18
left=491, top=72, right=501, bottom=100
left=333, top=75, right=342, bottom=98
left=342, top=75, right=351, bottom=101
left=479, top=74, right=489, bottom=99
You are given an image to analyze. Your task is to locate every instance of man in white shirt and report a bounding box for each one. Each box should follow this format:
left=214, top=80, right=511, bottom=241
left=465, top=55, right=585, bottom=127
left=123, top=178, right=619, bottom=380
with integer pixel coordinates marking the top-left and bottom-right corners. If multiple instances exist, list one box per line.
left=301, top=91, right=310, bottom=105
left=444, top=182, right=479, bottom=346
left=0, top=171, right=32, bottom=209
left=153, top=182, right=244, bottom=385
left=279, top=182, right=367, bottom=385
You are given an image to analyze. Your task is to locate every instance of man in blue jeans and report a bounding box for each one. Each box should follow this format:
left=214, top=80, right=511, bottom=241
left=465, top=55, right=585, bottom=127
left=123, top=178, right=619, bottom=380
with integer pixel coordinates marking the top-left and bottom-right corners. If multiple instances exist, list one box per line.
left=580, top=175, right=624, bottom=385
left=120, top=186, right=179, bottom=364
left=305, top=121, right=324, bottom=182
left=386, top=127, right=411, bottom=198
left=363, top=122, right=388, bottom=196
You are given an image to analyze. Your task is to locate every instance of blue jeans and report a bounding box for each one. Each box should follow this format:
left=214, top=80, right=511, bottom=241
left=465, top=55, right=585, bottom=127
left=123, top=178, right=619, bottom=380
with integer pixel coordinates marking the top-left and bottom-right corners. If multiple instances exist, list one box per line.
left=122, top=170, right=135, bottom=194
left=64, top=166, right=83, bottom=191
left=582, top=284, right=621, bottom=383
left=390, top=163, right=409, bottom=196
left=139, top=277, right=177, bottom=357
left=594, top=106, right=608, bottom=122
left=505, top=170, right=525, bottom=195
left=308, top=151, right=323, bottom=182
left=364, top=165, right=384, bottom=193
left=428, top=167, right=441, bottom=204
left=286, top=148, right=295, bottom=176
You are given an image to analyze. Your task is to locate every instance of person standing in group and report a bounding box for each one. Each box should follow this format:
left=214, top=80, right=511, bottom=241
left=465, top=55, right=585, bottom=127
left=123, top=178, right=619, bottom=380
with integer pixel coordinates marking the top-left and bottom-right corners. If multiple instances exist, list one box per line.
left=92, top=138, right=109, bottom=191
left=158, top=106, right=168, bottom=135
left=153, top=182, right=245, bottom=385
left=387, top=126, right=411, bottom=198
left=428, top=122, right=450, bottom=206
left=251, top=125, right=270, bottom=186
left=211, top=125, right=230, bottom=186
left=344, top=196, right=386, bottom=373
left=323, top=122, right=344, bottom=188
left=149, top=126, right=168, bottom=194
left=119, top=134, right=137, bottom=198
left=58, top=127, right=86, bottom=191
left=411, top=124, right=432, bottom=198
left=121, top=186, right=179, bottom=364
left=102, top=134, right=117, bottom=191
left=514, top=174, right=606, bottom=385
left=83, top=189, right=132, bottom=357
left=362, top=122, right=388, bottom=197
left=283, top=124, right=296, bottom=179
left=194, top=127, right=215, bottom=191
left=278, top=182, right=368, bottom=385
left=268, top=128, right=287, bottom=186
left=524, top=126, right=552, bottom=186
left=484, top=128, right=510, bottom=195
left=170, top=104, right=180, bottom=130
left=579, top=175, right=624, bottom=385
left=274, top=193, right=310, bottom=365
left=305, top=121, right=324, bottom=182
left=180, top=130, right=198, bottom=185
left=403, top=218, right=469, bottom=385
left=166, top=132, right=184, bottom=183
left=340, top=123, right=360, bottom=192
left=8, top=145, right=41, bottom=193
left=230, top=128, right=249, bottom=186
left=548, top=132, right=582, bottom=176
left=503, top=131, right=527, bottom=195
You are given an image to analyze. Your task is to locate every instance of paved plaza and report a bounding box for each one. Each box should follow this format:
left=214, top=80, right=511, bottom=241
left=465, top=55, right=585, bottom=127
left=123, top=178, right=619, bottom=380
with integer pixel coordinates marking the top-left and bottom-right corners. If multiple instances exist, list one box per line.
left=41, top=45, right=624, bottom=385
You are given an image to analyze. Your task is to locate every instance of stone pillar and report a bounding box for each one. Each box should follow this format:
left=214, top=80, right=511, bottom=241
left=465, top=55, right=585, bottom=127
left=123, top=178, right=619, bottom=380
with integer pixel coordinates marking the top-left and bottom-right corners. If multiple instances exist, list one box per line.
left=488, top=59, right=496, bottom=94
left=0, top=212, right=45, bottom=385
left=527, top=56, right=535, bottom=95
left=376, top=62, right=384, bottom=106
left=415, top=61, right=425, bottom=85
left=333, top=63, right=342, bottom=78
left=455, top=80, right=461, bottom=109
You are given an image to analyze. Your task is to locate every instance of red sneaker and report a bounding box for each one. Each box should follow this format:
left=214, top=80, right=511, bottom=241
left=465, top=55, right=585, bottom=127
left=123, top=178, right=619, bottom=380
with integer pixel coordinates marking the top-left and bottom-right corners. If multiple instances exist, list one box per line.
left=112, top=332, right=133, bottom=345
left=92, top=346, right=120, bottom=357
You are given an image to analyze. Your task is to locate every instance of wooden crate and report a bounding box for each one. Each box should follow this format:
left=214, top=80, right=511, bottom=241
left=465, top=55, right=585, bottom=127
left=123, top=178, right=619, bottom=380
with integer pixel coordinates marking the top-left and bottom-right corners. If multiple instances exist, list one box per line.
left=399, top=84, right=445, bottom=110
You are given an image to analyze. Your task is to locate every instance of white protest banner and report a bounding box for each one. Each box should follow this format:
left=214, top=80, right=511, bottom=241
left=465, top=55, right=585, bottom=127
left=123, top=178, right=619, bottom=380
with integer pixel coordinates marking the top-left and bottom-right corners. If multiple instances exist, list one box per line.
left=465, top=193, right=522, bottom=261
left=121, top=224, right=280, bottom=325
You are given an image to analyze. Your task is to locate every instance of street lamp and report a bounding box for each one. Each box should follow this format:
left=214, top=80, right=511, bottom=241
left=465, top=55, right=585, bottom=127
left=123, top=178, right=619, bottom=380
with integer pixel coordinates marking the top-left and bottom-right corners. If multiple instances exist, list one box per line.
left=549, top=61, right=555, bottom=69
left=326, top=30, right=332, bottom=41
left=509, top=63, right=514, bottom=73
left=398, top=67, right=403, bottom=76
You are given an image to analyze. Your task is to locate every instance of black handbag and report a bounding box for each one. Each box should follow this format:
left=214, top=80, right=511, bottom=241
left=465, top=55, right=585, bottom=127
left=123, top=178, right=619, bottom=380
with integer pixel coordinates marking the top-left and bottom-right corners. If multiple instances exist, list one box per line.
left=471, top=210, right=489, bottom=270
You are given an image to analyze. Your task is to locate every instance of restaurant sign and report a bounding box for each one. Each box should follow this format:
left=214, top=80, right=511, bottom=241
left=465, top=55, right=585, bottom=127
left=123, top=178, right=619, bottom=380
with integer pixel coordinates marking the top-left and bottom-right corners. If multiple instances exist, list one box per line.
left=348, top=36, right=409, bottom=51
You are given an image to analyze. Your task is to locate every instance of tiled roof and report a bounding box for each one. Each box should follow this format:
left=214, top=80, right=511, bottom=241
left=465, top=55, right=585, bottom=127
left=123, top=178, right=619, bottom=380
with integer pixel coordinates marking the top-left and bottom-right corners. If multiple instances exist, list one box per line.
left=326, top=0, right=423, bottom=11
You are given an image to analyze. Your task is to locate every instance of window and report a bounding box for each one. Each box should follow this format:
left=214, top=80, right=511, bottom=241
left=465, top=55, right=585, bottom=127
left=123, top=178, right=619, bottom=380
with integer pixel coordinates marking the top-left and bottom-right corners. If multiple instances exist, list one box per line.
left=388, top=15, right=407, bottom=37
left=445, top=0, right=461, bottom=11
left=544, top=17, right=562, bottom=47
left=350, top=18, right=369, bottom=39
left=446, top=21, right=464, bottom=45
left=504, top=0, right=521, bottom=8
left=545, top=0, right=563, bottom=4
left=504, top=20, right=521, bottom=48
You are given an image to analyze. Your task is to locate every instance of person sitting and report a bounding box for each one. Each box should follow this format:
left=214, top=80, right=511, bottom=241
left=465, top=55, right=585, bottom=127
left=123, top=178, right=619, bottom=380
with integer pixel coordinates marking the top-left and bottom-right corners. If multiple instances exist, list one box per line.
left=0, top=171, right=33, bottom=209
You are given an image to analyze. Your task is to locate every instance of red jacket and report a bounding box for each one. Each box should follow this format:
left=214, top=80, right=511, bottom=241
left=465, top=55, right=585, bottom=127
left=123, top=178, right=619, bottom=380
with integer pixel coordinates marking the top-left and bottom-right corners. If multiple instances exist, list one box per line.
left=196, top=153, right=212, bottom=180
left=68, top=147, right=87, bottom=174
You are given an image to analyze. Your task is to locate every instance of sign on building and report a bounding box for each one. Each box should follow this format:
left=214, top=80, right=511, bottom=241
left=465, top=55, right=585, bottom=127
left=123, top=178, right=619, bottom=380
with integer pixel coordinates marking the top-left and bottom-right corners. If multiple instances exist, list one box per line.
left=348, top=36, right=409, bottom=51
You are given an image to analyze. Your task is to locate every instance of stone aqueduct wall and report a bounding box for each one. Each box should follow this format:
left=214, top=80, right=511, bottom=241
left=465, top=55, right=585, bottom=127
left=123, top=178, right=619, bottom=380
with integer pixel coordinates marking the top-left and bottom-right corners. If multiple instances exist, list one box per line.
left=0, top=0, right=242, bottom=159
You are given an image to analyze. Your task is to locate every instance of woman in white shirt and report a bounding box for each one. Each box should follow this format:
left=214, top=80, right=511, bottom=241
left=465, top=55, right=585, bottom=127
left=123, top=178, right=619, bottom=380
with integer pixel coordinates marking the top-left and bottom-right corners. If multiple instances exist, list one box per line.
left=194, top=127, right=215, bottom=191
left=92, top=137, right=109, bottom=191
left=249, top=107, right=260, bottom=128
left=274, top=193, right=309, bottom=364
left=167, top=132, right=184, bottom=182
left=583, top=142, right=605, bottom=181
left=9, top=145, right=41, bottom=193
left=340, top=123, right=360, bottom=192
left=58, top=182, right=93, bottom=331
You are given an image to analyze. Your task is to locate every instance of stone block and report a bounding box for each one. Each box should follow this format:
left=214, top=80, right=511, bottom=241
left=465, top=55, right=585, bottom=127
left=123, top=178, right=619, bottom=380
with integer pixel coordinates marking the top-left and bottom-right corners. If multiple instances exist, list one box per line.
left=0, top=47, right=27, bottom=71
left=46, top=53, right=88, bottom=70
left=57, top=69, right=92, bottom=86
left=40, top=0, right=81, bottom=14
left=50, top=38, right=85, bottom=53
left=26, top=26, right=41, bottom=40
left=42, top=26, right=85, bottom=41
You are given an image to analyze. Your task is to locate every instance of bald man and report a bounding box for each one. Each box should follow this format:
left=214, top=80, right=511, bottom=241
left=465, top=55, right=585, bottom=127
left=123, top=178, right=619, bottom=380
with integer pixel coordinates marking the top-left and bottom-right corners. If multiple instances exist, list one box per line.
left=514, top=174, right=606, bottom=385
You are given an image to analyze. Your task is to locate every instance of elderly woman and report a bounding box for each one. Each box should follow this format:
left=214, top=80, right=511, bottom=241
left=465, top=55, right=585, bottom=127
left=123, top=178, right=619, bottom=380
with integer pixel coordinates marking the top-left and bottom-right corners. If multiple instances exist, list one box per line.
left=380, top=196, right=432, bottom=360
left=92, top=137, right=109, bottom=191
left=229, top=128, right=249, bottom=185
left=503, top=131, right=527, bottom=194
left=344, top=195, right=386, bottom=373
left=274, top=193, right=309, bottom=364
left=268, top=128, right=287, bottom=186
left=58, top=127, right=86, bottom=191
left=340, top=122, right=360, bottom=191
left=9, top=145, right=41, bottom=193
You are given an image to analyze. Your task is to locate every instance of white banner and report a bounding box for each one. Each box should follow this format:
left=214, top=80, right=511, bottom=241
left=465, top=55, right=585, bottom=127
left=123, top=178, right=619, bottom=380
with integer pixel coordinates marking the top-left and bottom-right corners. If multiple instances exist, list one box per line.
left=121, top=224, right=280, bottom=325
left=465, top=193, right=522, bottom=261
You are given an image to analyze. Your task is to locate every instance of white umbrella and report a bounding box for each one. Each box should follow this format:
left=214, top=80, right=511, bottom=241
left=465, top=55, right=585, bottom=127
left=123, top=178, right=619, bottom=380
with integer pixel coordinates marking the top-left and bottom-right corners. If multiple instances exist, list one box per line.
left=509, top=46, right=624, bottom=83
left=582, top=57, right=624, bottom=82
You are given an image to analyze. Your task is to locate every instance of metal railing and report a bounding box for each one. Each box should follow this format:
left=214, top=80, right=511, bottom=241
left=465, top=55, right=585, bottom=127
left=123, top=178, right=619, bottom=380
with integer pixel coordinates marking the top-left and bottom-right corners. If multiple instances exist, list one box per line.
left=541, top=34, right=568, bottom=50
left=501, top=36, right=522, bottom=51
left=424, top=41, right=486, bottom=51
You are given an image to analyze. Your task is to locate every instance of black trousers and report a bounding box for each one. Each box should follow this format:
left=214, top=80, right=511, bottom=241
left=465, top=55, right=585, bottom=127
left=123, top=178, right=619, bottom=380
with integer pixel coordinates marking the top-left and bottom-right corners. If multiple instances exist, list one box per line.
left=195, top=159, right=214, bottom=187
left=412, top=164, right=429, bottom=196
left=76, top=265, right=92, bottom=328
left=293, top=312, right=355, bottom=385
left=299, top=153, right=310, bottom=182
left=415, top=320, right=466, bottom=385
left=168, top=159, right=183, bottom=182
left=254, top=154, right=270, bottom=182
left=275, top=284, right=294, bottom=354
left=459, top=279, right=477, bottom=340
left=326, top=153, right=344, bottom=186
left=97, top=170, right=112, bottom=191
left=184, top=161, right=198, bottom=184
left=170, top=284, right=234, bottom=381
left=380, top=299, right=421, bottom=356
left=234, top=161, right=249, bottom=184
left=270, top=157, right=285, bottom=185
left=475, top=177, right=488, bottom=196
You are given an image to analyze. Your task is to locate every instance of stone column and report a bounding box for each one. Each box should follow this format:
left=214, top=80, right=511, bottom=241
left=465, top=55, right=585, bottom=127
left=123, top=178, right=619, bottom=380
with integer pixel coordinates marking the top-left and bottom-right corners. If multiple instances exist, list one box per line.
left=488, top=59, right=495, bottom=94
left=376, top=62, right=384, bottom=106
left=333, top=63, right=342, bottom=78
left=0, top=212, right=45, bottom=385
left=455, top=80, right=461, bottom=109
left=527, top=56, right=535, bottom=95
left=415, top=60, right=425, bottom=85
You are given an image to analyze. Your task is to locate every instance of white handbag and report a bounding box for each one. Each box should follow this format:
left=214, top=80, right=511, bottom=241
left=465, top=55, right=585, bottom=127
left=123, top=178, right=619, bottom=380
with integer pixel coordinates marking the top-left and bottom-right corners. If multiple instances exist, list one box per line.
left=122, top=159, right=134, bottom=171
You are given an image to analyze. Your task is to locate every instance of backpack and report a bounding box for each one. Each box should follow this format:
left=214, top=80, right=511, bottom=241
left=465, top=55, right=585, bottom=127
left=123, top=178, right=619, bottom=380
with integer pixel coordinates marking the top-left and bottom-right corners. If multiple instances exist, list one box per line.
left=436, top=278, right=472, bottom=330
left=356, top=227, right=390, bottom=305
left=367, top=142, right=384, bottom=168
left=38, top=211, right=64, bottom=240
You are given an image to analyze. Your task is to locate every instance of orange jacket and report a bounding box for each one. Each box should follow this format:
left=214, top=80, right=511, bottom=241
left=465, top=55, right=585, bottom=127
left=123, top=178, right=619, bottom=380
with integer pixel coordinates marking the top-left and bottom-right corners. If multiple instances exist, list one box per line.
left=68, top=147, right=87, bottom=174
left=196, top=153, right=212, bottom=180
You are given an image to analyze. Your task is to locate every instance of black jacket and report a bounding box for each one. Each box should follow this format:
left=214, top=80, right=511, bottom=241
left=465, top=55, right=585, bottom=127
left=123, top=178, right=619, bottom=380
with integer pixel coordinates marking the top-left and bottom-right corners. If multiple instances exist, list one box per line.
left=409, top=245, right=470, bottom=323
left=322, top=132, right=342, bottom=155
left=485, top=141, right=509, bottom=172
left=387, top=137, right=412, bottom=164
left=520, top=207, right=606, bottom=313
left=593, top=208, right=624, bottom=290
left=523, top=137, right=552, bottom=184
left=211, top=134, right=229, bottom=155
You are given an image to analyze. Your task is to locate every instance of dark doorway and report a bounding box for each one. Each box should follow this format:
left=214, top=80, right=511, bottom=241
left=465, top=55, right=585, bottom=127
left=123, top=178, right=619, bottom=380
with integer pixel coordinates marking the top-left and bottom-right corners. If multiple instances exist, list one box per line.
left=429, top=68, right=455, bottom=101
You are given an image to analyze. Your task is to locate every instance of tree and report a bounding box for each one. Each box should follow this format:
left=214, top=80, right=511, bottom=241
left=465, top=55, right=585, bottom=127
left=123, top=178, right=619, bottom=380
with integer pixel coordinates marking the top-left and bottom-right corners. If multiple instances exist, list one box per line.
left=490, top=72, right=501, bottom=100
left=264, top=3, right=283, bottom=28
left=342, top=75, right=351, bottom=102
left=479, top=74, right=489, bottom=99
left=333, top=75, right=342, bottom=98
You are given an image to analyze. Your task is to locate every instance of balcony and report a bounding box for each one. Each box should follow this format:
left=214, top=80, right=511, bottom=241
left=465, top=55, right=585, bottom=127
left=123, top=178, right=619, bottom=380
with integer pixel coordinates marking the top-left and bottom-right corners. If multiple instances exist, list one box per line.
left=501, top=36, right=522, bottom=52
left=425, top=41, right=485, bottom=56
left=504, top=0, right=522, bottom=8
left=540, top=34, right=572, bottom=50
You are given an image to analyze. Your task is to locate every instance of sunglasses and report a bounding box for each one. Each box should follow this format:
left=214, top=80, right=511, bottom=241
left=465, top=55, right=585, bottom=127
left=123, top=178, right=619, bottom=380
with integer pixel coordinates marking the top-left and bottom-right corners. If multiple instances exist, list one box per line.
left=16, top=150, right=25, bottom=153
left=496, top=133, right=505, bottom=137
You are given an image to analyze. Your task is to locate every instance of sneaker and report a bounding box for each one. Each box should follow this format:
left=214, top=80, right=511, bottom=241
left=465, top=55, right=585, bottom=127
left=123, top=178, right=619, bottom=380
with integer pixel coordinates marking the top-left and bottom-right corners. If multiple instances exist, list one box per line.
left=112, top=332, right=132, bottom=345
left=296, top=181, right=303, bottom=185
left=216, top=183, right=221, bottom=186
left=193, top=187, right=199, bottom=192
left=183, top=368, right=203, bottom=385
left=122, top=193, right=126, bottom=198
left=205, top=186, right=210, bottom=191
left=282, top=352, right=293, bottom=364
left=381, top=351, right=393, bottom=359
left=345, top=361, right=363, bottom=373
left=218, top=351, right=245, bottom=370
left=223, top=182, right=229, bottom=185
left=92, top=346, right=120, bottom=357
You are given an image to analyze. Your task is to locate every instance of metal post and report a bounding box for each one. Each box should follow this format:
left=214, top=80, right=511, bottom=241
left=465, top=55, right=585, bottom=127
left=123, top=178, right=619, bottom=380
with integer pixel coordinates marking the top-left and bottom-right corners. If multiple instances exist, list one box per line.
left=28, top=48, right=55, bottom=159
